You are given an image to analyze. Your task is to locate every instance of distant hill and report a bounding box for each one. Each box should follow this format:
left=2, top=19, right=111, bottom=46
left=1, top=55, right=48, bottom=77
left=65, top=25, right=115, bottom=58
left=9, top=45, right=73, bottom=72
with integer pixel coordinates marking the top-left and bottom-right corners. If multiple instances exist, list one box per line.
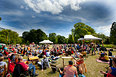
left=0, top=27, right=5, bottom=31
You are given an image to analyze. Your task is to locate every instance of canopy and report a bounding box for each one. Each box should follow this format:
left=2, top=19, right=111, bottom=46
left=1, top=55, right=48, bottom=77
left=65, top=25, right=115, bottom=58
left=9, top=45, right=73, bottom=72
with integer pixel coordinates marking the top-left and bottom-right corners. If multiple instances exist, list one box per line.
left=0, top=43, right=6, bottom=45
left=84, top=35, right=102, bottom=40
left=39, top=40, right=53, bottom=44
left=78, top=35, right=102, bottom=41
left=78, top=38, right=84, bottom=41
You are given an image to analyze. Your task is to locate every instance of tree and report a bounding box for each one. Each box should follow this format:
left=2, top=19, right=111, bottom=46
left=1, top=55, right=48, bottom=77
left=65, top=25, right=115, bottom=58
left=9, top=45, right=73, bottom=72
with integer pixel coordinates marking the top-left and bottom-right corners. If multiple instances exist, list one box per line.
left=65, top=38, right=68, bottom=44
left=68, top=34, right=74, bottom=43
left=0, top=29, right=22, bottom=44
left=0, top=17, right=1, bottom=21
left=73, top=22, right=95, bottom=42
left=110, top=22, right=116, bottom=44
left=49, top=33, right=56, bottom=43
left=95, top=33, right=110, bottom=44
left=56, top=35, right=66, bottom=44
left=22, top=29, right=47, bottom=44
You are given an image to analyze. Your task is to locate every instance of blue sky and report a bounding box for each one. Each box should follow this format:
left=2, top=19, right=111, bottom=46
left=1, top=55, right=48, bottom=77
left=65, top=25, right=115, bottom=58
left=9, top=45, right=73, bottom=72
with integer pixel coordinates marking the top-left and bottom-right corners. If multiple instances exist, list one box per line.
left=0, top=0, right=116, bottom=37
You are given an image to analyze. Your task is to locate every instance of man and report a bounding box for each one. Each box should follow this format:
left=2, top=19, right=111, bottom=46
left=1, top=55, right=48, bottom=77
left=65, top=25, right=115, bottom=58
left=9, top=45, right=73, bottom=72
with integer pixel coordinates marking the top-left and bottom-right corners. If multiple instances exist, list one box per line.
left=0, top=53, right=7, bottom=77
left=16, top=56, right=38, bottom=77
left=96, top=43, right=100, bottom=54
left=41, top=55, right=50, bottom=71
left=63, top=61, right=78, bottom=77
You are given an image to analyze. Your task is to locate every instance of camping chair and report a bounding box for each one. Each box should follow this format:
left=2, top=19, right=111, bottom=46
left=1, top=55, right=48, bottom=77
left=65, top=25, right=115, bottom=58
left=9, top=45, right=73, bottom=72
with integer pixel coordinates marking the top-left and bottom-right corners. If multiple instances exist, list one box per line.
left=13, top=64, right=32, bottom=77
left=50, top=64, right=57, bottom=73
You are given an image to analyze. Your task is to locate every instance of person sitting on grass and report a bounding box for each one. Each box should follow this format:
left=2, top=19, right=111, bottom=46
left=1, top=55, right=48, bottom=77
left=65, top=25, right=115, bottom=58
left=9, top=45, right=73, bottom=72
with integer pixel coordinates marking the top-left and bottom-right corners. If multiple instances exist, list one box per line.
left=100, top=57, right=116, bottom=77
left=99, top=52, right=109, bottom=62
left=13, top=56, right=38, bottom=77
left=41, top=55, right=50, bottom=71
left=0, top=53, right=7, bottom=77
left=59, top=61, right=78, bottom=77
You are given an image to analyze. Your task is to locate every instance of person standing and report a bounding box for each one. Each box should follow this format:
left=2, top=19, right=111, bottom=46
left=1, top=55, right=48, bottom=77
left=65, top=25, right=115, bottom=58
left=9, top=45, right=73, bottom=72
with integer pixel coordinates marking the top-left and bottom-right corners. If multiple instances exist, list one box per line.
left=97, top=43, right=100, bottom=54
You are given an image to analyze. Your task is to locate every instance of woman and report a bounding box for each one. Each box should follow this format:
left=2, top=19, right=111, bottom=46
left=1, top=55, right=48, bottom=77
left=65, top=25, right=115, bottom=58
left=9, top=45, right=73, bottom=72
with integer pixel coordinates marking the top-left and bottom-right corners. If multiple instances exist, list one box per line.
left=73, top=51, right=87, bottom=74
left=0, top=53, right=7, bottom=77
left=100, top=57, right=116, bottom=77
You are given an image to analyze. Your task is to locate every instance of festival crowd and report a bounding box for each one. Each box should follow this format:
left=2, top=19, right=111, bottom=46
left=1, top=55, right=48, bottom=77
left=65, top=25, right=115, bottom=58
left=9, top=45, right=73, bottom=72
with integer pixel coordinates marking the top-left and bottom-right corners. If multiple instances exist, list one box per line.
left=0, top=42, right=116, bottom=77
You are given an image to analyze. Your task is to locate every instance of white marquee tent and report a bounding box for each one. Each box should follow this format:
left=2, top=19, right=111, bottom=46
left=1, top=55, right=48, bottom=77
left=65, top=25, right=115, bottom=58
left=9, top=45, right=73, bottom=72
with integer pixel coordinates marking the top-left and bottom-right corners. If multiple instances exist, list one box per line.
left=0, top=43, right=6, bottom=45
left=84, top=35, right=102, bottom=40
left=78, top=38, right=84, bottom=41
left=78, top=35, right=102, bottom=40
left=39, top=40, right=53, bottom=44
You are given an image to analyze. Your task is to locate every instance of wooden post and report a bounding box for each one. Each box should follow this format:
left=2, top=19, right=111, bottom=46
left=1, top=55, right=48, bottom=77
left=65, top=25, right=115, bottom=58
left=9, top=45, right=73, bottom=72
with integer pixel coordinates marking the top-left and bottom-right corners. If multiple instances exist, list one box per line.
left=63, top=58, right=64, bottom=68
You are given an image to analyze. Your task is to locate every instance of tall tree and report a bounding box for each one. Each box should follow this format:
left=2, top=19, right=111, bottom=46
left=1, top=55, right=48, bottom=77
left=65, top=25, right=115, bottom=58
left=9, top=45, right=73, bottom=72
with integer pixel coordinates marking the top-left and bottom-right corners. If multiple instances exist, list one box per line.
left=95, top=33, right=110, bottom=44
left=73, top=22, right=95, bottom=42
left=49, top=33, right=56, bottom=43
left=56, top=35, right=66, bottom=44
left=110, top=22, right=116, bottom=44
left=22, top=29, right=47, bottom=44
left=68, top=34, right=74, bottom=43
left=0, top=17, right=1, bottom=21
left=0, top=29, right=22, bottom=44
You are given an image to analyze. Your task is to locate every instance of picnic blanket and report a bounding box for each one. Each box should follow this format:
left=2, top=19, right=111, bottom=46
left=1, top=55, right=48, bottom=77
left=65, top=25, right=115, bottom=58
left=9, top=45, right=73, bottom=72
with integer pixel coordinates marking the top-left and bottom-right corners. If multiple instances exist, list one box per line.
left=29, top=56, right=39, bottom=60
left=96, top=59, right=109, bottom=64
left=59, top=74, right=86, bottom=77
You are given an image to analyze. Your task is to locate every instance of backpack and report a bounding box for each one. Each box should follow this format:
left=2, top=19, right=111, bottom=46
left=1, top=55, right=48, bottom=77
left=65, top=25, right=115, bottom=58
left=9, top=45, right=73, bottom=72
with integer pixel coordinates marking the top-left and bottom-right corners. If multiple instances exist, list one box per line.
left=8, top=58, right=15, bottom=73
left=13, top=64, right=26, bottom=77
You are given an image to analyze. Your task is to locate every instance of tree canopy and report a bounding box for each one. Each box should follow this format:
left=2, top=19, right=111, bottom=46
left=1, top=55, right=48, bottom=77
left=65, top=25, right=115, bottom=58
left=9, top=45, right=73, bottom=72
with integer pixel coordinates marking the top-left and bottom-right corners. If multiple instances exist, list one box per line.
left=22, top=29, right=48, bottom=44
left=0, top=17, right=1, bottom=21
left=49, top=33, right=57, bottom=44
left=0, top=22, right=113, bottom=44
left=0, top=29, right=22, bottom=44
left=72, top=22, right=95, bottom=42
left=56, top=35, right=66, bottom=44
left=110, top=22, right=116, bottom=44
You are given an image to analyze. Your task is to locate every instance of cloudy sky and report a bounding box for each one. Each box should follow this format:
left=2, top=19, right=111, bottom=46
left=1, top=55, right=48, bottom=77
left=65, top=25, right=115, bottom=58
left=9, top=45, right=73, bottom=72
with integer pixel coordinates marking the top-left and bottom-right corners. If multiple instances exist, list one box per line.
left=0, top=0, right=116, bottom=37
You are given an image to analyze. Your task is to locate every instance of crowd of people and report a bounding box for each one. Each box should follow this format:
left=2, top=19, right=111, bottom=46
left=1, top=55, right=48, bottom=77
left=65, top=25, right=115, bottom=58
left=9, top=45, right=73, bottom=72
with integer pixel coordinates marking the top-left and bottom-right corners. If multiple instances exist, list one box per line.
left=0, top=42, right=116, bottom=77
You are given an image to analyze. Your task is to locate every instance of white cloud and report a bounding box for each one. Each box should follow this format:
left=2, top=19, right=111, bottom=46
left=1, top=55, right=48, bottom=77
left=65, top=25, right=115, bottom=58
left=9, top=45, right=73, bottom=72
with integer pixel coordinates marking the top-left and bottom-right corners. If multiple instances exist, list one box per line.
left=24, top=0, right=85, bottom=14
left=95, top=25, right=111, bottom=36
left=1, top=11, right=24, bottom=16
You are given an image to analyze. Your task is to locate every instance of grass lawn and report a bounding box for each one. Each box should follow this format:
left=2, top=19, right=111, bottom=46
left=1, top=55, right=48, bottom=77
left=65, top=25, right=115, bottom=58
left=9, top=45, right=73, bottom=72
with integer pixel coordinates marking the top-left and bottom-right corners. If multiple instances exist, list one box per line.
left=5, top=50, right=116, bottom=77
left=34, top=51, right=116, bottom=77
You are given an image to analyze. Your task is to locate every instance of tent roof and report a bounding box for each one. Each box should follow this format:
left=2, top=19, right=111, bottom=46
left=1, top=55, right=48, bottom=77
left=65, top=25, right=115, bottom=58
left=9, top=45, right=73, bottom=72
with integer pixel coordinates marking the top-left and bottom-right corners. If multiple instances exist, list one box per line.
left=0, top=43, right=6, bottom=45
left=39, top=40, right=53, bottom=44
left=78, top=38, right=84, bottom=41
left=84, top=35, right=102, bottom=40
left=78, top=35, right=102, bottom=40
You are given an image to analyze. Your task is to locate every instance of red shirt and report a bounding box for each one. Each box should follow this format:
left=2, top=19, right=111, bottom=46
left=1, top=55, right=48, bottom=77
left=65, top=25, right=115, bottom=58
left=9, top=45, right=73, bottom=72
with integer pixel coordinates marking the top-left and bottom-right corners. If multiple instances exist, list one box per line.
left=18, top=62, right=28, bottom=71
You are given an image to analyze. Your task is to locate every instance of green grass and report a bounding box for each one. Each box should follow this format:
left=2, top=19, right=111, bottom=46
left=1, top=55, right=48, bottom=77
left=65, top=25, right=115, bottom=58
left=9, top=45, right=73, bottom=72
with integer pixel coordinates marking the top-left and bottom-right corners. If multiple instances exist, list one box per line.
left=103, top=44, right=116, bottom=48
left=5, top=51, right=116, bottom=77
left=34, top=51, right=116, bottom=77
